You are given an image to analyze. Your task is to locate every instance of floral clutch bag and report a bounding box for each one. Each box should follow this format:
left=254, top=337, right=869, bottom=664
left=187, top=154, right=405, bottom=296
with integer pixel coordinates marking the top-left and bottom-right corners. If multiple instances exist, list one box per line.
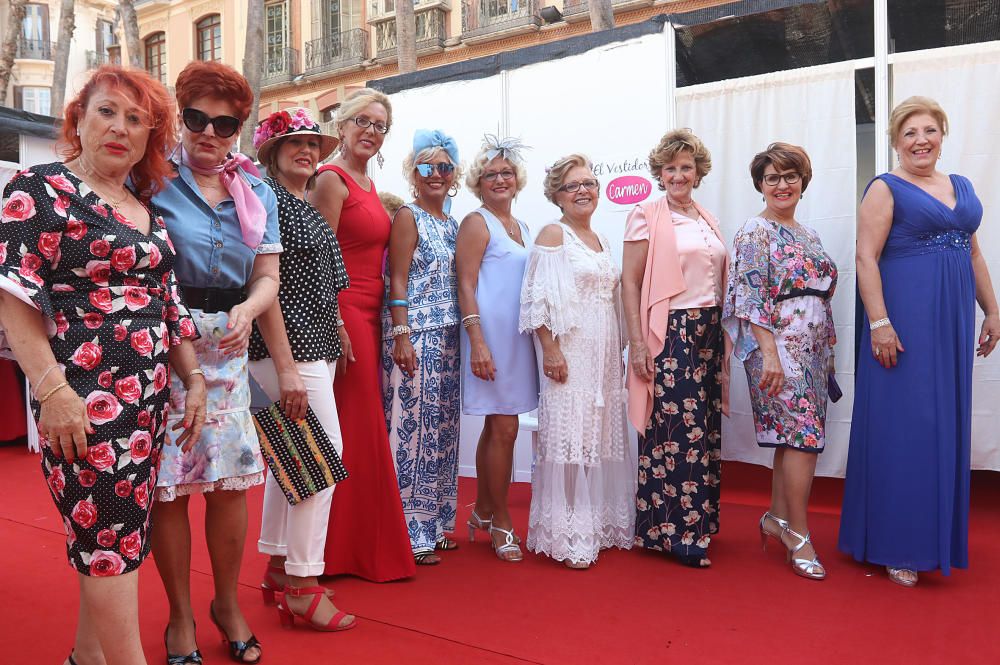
left=252, top=403, right=348, bottom=505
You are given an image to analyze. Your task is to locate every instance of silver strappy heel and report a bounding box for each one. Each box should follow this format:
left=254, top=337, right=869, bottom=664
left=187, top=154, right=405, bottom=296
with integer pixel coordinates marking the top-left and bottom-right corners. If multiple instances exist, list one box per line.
left=783, top=527, right=826, bottom=580
left=886, top=566, right=918, bottom=587
left=466, top=509, right=492, bottom=543
left=758, top=511, right=789, bottom=551
left=488, top=524, right=524, bottom=562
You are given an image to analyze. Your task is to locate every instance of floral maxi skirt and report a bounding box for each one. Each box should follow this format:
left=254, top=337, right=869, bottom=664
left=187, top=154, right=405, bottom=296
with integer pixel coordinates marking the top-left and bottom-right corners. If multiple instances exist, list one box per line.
left=635, top=307, right=723, bottom=564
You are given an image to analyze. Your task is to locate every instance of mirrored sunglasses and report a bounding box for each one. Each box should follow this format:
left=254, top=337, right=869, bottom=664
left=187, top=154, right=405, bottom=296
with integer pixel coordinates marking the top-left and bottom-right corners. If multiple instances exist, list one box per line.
left=416, top=162, right=456, bottom=177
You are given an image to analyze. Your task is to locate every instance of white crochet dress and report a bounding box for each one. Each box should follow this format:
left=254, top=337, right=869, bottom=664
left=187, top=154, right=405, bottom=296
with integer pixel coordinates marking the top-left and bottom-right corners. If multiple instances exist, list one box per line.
left=519, top=223, right=635, bottom=565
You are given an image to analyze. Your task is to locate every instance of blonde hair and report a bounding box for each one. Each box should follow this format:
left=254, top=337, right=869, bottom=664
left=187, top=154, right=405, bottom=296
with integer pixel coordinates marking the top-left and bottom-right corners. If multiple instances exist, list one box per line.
left=402, top=147, right=464, bottom=190
left=465, top=150, right=527, bottom=200
left=378, top=191, right=405, bottom=218
left=543, top=154, right=594, bottom=205
left=648, top=128, right=712, bottom=190
left=889, top=95, right=948, bottom=146
left=334, top=88, right=393, bottom=140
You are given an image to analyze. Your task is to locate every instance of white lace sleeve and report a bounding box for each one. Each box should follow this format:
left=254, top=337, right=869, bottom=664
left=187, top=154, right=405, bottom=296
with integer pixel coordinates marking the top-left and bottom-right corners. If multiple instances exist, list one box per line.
left=519, top=243, right=580, bottom=338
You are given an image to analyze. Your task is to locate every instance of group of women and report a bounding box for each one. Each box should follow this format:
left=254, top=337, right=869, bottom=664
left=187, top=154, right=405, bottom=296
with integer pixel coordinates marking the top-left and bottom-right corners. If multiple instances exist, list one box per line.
left=0, top=59, right=996, bottom=665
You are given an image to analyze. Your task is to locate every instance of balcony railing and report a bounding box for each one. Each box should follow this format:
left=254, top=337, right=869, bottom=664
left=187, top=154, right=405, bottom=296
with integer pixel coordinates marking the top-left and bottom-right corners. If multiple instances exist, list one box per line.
left=262, top=47, right=300, bottom=85
left=561, top=0, right=653, bottom=19
left=305, top=29, right=370, bottom=75
left=16, top=38, right=54, bottom=60
left=461, top=0, right=540, bottom=40
left=369, top=0, right=450, bottom=21
left=375, top=7, right=447, bottom=58
left=86, top=51, right=110, bottom=69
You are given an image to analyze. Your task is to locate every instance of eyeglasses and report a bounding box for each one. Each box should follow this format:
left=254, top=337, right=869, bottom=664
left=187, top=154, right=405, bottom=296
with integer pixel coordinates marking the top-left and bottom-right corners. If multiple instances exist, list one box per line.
left=558, top=179, right=599, bottom=193
left=181, top=108, right=241, bottom=139
left=416, top=162, right=456, bottom=177
left=351, top=116, right=389, bottom=134
left=762, top=172, right=801, bottom=186
left=482, top=170, right=516, bottom=182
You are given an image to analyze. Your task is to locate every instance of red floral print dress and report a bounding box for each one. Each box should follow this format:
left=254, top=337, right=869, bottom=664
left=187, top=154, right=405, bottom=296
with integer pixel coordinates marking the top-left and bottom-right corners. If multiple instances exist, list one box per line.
left=0, top=163, right=197, bottom=576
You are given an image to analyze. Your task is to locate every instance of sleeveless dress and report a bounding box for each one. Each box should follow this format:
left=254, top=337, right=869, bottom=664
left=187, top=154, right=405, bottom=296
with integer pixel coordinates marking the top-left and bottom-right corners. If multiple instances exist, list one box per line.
left=381, top=203, right=461, bottom=555
left=839, top=173, right=982, bottom=574
left=461, top=207, right=538, bottom=415
left=316, top=164, right=415, bottom=582
left=518, top=224, right=634, bottom=565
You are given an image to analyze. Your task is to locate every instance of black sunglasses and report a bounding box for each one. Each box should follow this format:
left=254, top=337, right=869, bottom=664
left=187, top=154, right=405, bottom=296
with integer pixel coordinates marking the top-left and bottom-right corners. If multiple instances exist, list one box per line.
left=182, top=107, right=241, bottom=139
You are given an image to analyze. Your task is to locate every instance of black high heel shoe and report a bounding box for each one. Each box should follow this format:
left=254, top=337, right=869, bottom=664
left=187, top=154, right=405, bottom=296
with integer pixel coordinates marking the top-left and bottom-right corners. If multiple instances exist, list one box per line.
left=210, top=600, right=262, bottom=664
left=164, top=621, right=203, bottom=665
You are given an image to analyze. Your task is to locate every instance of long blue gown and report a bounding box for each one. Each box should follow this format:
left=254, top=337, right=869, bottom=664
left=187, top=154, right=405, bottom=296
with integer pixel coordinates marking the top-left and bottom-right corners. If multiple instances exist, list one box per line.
left=838, top=173, right=982, bottom=574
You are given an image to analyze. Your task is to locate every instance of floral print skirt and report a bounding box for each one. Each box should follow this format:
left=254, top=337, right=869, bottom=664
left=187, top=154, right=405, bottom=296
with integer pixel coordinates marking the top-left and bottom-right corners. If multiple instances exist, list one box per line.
left=382, top=325, right=461, bottom=554
left=635, top=307, right=723, bottom=565
left=156, top=309, right=264, bottom=501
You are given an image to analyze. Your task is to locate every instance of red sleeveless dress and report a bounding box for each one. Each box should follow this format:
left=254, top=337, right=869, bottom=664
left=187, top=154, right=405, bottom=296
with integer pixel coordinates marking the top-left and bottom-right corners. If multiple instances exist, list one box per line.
left=316, top=165, right=415, bottom=581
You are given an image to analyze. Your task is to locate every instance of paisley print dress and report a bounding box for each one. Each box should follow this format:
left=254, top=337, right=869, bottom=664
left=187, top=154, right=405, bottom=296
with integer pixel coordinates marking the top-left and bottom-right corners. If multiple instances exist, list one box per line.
left=0, top=163, right=197, bottom=575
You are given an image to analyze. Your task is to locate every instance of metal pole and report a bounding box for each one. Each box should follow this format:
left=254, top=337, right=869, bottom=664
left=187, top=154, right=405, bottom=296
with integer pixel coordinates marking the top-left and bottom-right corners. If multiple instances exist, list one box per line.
left=874, top=0, right=890, bottom=174
left=664, top=20, right=677, bottom=128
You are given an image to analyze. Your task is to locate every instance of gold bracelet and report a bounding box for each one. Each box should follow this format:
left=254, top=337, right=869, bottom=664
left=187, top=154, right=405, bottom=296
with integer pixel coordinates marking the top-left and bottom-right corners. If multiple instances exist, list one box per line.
left=184, top=368, right=205, bottom=387
left=39, top=381, right=69, bottom=404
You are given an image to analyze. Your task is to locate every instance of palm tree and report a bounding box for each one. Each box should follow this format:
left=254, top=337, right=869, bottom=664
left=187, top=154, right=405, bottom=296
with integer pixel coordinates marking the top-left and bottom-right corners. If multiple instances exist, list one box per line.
left=589, top=0, right=615, bottom=32
left=396, top=0, right=417, bottom=74
left=51, top=0, right=76, bottom=114
left=240, top=0, right=266, bottom=158
left=118, top=1, right=141, bottom=67
left=0, top=0, right=28, bottom=106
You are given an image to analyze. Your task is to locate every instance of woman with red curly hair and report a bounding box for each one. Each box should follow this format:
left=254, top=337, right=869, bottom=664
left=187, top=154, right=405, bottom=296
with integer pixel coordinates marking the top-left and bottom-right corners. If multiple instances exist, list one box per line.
left=150, top=61, right=280, bottom=664
left=0, top=65, right=206, bottom=665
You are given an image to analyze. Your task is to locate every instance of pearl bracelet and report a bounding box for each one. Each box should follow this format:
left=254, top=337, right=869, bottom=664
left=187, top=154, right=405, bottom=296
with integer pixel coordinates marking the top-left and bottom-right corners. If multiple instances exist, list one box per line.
left=869, top=318, right=891, bottom=330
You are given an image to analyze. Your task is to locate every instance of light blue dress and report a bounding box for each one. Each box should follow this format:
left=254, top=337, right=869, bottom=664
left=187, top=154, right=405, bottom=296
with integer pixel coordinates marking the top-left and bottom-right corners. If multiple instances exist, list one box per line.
left=461, top=207, right=538, bottom=415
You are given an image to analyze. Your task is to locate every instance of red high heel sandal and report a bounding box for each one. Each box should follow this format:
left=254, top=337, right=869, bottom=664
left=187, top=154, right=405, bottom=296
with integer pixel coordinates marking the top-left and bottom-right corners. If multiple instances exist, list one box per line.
left=261, top=564, right=335, bottom=605
left=277, top=586, right=357, bottom=633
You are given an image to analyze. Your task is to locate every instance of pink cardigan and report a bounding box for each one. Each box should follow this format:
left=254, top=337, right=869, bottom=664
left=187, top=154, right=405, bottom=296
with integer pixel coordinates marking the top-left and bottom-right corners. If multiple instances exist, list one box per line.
left=625, top=196, right=729, bottom=432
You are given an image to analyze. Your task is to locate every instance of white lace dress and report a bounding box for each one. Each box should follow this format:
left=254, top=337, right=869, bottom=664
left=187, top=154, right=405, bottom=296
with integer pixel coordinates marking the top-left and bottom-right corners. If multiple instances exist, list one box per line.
left=519, top=223, right=636, bottom=565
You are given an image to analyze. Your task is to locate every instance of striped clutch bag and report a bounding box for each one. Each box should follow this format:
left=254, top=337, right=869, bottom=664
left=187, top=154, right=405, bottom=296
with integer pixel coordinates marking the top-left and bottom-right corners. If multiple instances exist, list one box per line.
left=252, top=403, right=348, bottom=505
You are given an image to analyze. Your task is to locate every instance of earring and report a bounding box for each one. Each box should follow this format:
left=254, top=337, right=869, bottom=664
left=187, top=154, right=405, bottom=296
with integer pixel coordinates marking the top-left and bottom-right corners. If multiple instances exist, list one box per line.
left=377, top=151, right=385, bottom=169
left=76, top=127, right=81, bottom=137
left=448, top=183, right=459, bottom=197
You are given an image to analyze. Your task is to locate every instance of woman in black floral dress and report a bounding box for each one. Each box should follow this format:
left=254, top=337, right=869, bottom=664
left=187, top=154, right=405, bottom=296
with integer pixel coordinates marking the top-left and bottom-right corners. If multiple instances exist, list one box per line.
left=0, top=66, right=205, bottom=665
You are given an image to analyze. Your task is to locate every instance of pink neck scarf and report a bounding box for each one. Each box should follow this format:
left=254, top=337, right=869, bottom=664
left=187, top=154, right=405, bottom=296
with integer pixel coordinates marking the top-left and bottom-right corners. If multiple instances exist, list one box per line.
left=181, top=147, right=266, bottom=249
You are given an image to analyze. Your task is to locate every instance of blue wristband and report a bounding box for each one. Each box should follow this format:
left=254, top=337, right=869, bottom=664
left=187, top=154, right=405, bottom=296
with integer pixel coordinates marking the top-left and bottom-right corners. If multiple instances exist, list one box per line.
left=387, top=299, right=408, bottom=307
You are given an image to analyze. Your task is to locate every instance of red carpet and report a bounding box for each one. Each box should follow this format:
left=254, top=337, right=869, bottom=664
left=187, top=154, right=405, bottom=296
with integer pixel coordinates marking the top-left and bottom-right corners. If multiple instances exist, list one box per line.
left=1, top=443, right=998, bottom=664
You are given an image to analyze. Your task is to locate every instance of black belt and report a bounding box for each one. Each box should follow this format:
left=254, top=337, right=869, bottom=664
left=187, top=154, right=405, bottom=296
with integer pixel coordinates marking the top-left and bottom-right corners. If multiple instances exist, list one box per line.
left=774, top=287, right=830, bottom=304
left=181, top=286, right=246, bottom=313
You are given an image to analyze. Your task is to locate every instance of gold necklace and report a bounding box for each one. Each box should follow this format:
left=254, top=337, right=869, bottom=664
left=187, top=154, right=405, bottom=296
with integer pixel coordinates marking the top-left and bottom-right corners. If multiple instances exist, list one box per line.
left=78, top=156, right=130, bottom=210
left=484, top=204, right=518, bottom=238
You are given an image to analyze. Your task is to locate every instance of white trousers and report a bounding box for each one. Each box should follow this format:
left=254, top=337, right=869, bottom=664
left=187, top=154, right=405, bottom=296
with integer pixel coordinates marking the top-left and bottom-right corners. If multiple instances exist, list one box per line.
left=248, top=358, right=343, bottom=577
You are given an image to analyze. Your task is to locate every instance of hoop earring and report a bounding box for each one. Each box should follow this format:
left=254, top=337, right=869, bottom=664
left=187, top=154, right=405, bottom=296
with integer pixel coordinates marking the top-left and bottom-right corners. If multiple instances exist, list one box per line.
left=448, top=183, right=459, bottom=197
left=377, top=151, right=385, bottom=169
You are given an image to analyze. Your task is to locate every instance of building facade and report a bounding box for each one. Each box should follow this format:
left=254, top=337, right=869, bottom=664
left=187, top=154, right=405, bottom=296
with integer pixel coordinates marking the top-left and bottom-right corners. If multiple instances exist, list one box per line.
left=130, top=0, right=722, bottom=124
left=1, top=0, right=121, bottom=116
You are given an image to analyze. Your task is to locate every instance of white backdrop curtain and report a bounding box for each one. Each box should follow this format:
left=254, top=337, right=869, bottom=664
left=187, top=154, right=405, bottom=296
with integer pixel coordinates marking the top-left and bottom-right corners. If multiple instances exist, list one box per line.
left=676, top=61, right=858, bottom=477
left=893, top=42, right=1000, bottom=471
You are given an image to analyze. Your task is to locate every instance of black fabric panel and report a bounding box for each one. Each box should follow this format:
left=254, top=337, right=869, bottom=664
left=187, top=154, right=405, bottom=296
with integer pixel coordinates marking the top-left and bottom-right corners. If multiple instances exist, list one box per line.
left=666, top=0, right=825, bottom=27
left=0, top=106, right=60, bottom=139
left=368, top=15, right=670, bottom=95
